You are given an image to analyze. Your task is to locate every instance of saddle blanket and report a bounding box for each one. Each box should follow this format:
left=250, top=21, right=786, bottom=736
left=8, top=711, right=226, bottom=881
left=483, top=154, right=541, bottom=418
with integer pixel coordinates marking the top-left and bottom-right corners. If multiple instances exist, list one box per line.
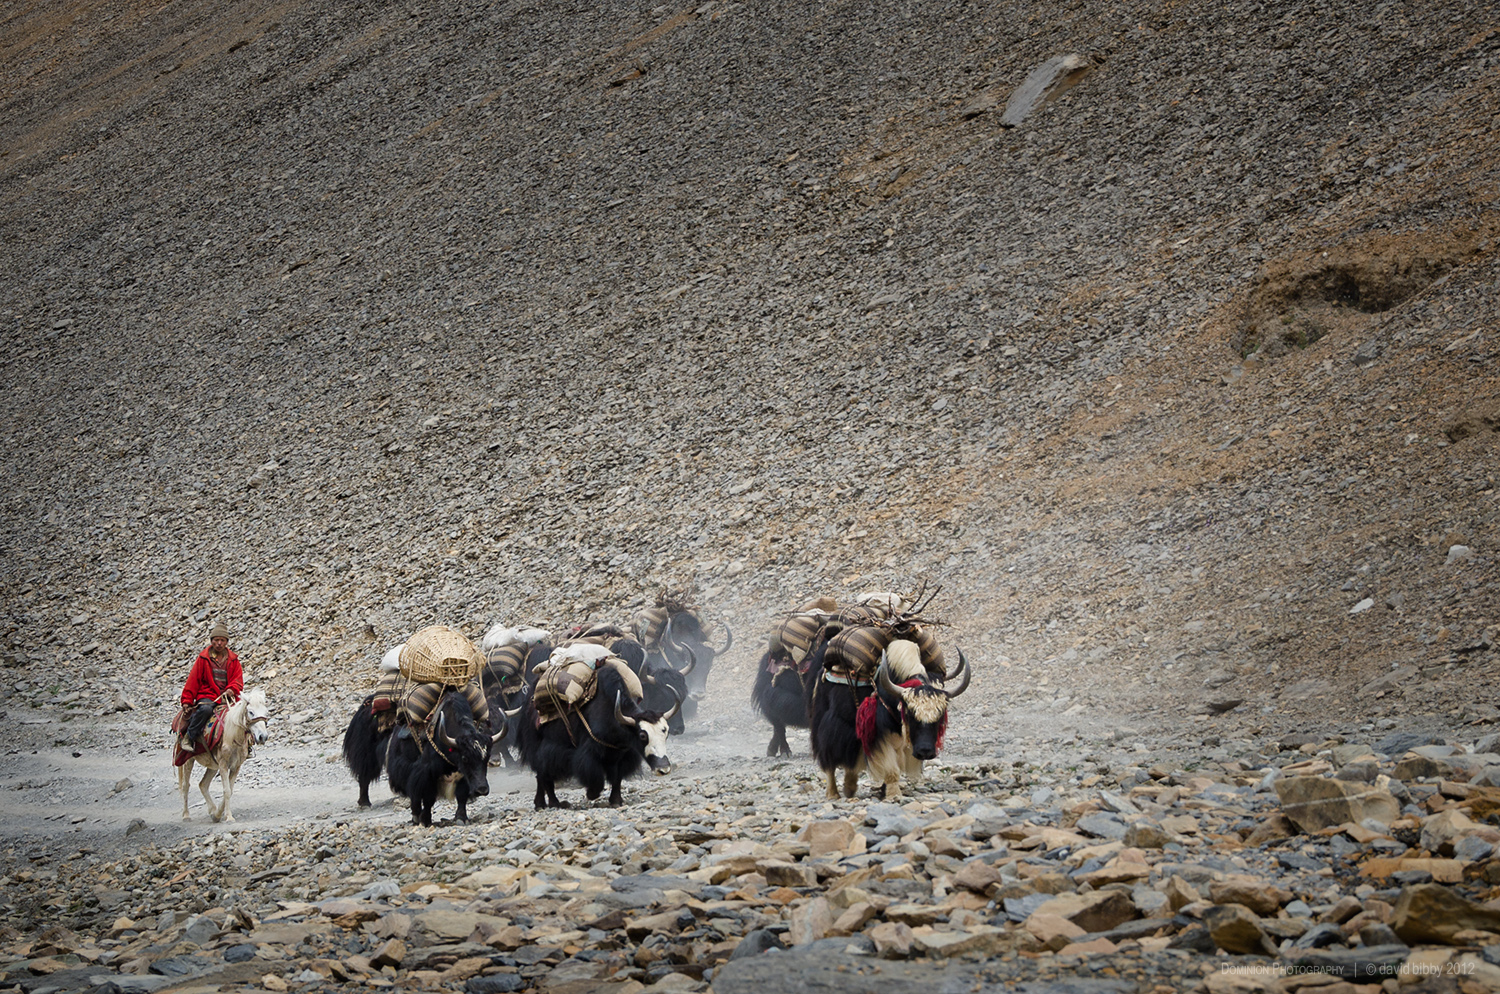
left=171, top=705, right=228, bottom=767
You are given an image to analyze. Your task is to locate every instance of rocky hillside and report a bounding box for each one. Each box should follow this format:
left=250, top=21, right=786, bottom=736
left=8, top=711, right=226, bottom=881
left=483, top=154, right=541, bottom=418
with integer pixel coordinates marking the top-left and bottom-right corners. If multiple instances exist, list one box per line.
left=1, top=0, right=1497, bottom=731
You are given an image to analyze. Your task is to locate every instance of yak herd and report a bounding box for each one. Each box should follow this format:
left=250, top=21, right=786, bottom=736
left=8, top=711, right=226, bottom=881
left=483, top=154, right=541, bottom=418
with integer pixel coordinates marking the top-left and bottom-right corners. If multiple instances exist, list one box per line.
left=339, top=588, right=970, bottom=826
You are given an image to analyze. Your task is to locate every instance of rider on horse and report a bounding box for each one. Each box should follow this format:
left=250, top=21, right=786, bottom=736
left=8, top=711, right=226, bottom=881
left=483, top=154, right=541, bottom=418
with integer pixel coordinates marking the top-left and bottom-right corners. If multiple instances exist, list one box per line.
left=181, top=621, right=244, bottom=748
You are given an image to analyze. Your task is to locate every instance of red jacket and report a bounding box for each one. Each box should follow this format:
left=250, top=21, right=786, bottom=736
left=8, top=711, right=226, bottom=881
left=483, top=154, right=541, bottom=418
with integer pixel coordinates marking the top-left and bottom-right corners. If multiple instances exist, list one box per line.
left=181, top=648, right=244, bottom=706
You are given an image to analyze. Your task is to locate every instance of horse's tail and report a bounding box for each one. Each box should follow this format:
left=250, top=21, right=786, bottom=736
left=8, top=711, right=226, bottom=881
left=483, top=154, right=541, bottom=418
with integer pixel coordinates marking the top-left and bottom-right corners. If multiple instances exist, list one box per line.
left=342, top=695, right=385, bottom=783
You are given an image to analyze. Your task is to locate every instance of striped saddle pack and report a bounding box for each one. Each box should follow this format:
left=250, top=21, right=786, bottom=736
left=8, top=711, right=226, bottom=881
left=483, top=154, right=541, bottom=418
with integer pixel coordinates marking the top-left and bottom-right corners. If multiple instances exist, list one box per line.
left=370, top=670, right=489, bottom=730
left=824, top=623, right=945, bottom=682
left=768, top=598, right=839, bottom=666
left=485, top=643, right=531, bottom=689
left=630, top=606, right=679, bottom=652
left=531, top=642, right=645, bottom=724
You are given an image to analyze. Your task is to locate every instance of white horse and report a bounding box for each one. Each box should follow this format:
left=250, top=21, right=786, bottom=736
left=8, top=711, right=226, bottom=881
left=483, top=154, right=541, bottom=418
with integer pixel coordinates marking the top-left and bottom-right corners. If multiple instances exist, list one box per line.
left=177, top=687, right=271, bottom=823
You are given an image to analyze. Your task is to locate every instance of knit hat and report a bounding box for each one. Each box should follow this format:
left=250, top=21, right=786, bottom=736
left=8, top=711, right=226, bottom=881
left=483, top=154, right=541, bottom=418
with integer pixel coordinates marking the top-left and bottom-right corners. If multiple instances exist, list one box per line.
left=210, top=621, right=229, bottom=641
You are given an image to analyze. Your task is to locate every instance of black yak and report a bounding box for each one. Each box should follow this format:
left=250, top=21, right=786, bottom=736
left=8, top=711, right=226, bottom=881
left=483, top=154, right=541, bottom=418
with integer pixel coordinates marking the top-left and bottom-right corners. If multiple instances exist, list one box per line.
left=515, top=662, right=680, bottom=809
left=385, top=687, right=503, bottom=826
left=750, top=608, right=839, bottom=757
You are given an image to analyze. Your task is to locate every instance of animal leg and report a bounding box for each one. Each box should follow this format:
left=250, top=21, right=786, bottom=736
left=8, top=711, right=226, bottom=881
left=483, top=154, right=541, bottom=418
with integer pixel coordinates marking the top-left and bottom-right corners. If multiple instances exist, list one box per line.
left=824, top=767, right=840, bottom=800
left=413, top=784, right=436, bottom=826
left=580, top=766, right=606, bottom=803
left=455, top=781, right=470, bottom=823
left=768, top=723, right=790, bottom=757
left=535, top=775, right=564, bottom=810
left=198, top=767, right=220, bottom=821
left=607, top=771, right=624, bottom=807
left=902, top=754, right=924, bottom=786
left=179, top=762, right=192, bottom=821
left=219, top=769, right=237, bottom=823
left=841, top=766, right=861, bottom=799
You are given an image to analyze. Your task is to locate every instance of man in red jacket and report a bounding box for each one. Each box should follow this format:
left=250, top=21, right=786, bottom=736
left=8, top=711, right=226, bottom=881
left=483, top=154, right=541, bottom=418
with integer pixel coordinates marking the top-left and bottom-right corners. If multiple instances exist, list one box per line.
left=181, top=621, right=244, bottom=748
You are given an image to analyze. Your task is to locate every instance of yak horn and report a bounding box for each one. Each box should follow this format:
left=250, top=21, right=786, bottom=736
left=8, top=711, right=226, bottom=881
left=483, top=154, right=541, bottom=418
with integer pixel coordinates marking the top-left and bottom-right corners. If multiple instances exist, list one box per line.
left=614, top=691, right=638, bottom=728
left=437, top=711, right=459, bottom=750
left=663, top=684, right=683, bottom=724
left=676, top=642, right=697, bottom=678
left=491, top=723, right=507, bottom=744
left=876, top=654, right=908, bottom=703
left=643, top=667, right=658, bottom=686
left=663, top=615, right=696, bottom=676
left=943, top=649, right=972, bottom=699
left=716, top=622, right=734, bottom=657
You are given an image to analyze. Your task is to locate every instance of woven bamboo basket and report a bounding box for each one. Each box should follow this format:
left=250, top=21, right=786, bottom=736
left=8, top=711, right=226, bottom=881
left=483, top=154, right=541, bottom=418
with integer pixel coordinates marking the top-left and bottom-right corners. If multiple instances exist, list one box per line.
left=398, top=625, right=483, bottom=687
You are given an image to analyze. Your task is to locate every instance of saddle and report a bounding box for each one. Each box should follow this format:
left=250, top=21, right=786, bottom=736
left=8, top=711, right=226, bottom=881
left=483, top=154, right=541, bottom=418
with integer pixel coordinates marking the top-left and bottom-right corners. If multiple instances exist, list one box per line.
left=532, top=644, right=644, bottom=724
left=171, top=704, right=229, bottom=767
left=367, top=671, right=488, bottom=734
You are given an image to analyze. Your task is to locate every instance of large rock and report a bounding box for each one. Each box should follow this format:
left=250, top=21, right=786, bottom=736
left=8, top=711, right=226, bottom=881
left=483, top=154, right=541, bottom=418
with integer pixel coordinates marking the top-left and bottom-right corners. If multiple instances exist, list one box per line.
left=1207, top=876, right=1292, bottom=916
left=1032, top=890, right=1138, bottom=933
left=1203, top=904, right=1277, bottom=956
left=1274, top=776, right=1400, bottom=832
left=1419, top=808, right=1483, bottom=856
left=798, top=819, right=863, bottom=857
left=1391, top=883, right=1500, bottom=944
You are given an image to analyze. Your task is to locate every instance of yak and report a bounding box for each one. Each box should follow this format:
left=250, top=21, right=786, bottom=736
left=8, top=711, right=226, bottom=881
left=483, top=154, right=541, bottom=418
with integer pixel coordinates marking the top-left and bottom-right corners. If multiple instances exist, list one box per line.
left=386, top=687, right=503, bottom=826
left=810, top=638, right=969, bottom=800
left=750, top=612, right=839, bottom=757
left=341, top=682, right=502, bottom=822
left=482, top=639, right=552, bottom=766
left=562, top=624, right=689, bottom=736
left=515, top=662, right=680, bottom=809
left=634, top=603, right=732, bottom=707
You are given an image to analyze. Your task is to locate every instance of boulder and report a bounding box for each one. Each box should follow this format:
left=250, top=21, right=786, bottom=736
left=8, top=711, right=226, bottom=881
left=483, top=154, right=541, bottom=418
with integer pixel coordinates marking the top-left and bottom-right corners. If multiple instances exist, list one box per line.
left=1274, top=776, right=1400, bottom=832
left=1391, top=883, right=1500, bottom=944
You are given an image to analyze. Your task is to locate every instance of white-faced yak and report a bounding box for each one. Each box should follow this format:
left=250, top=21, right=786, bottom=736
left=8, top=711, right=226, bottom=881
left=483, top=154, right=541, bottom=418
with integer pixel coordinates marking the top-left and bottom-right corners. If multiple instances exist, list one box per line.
left=810, top=639, right=969, bottom=800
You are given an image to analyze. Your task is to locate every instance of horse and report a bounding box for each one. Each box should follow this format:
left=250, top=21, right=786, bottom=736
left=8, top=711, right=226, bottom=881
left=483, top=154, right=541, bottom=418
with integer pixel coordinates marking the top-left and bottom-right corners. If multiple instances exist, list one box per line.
left=176, top=687, right=271, bottom=823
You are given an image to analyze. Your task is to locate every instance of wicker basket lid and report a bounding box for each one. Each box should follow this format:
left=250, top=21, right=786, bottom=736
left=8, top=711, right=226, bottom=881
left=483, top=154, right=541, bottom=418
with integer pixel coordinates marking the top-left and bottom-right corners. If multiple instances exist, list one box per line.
left=398, top=625, right=483, bottom=686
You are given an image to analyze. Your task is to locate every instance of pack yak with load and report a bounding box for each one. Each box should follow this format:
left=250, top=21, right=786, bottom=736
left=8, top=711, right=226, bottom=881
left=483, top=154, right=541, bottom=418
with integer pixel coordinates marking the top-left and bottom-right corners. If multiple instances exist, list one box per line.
left=805, top=586, right=971, bottom=799
left=632, top=591, right=732, bottom=714
left=751, top=589, right=929, bottom=757
left=513, top=640, right=680, bottom=808
left=341, top=626, right=502, bottom=826
left=566, top=621, right=690, bottom=735
left=478, top=622, right=553, bottom=766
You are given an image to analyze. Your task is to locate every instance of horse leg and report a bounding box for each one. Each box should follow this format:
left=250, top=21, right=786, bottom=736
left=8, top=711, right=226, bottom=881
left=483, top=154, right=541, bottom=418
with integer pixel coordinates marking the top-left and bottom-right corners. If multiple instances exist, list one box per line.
left=179, top=761, right=192, bottom=821
left=198, top=765, right=220, bottom=821
left=219, top=765, right=238, bottom=823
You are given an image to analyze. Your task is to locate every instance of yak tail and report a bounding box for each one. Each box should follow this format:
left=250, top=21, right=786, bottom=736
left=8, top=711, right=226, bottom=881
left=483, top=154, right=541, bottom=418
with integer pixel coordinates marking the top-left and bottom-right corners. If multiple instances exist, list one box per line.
left=342, top=697, right=386, bottom=783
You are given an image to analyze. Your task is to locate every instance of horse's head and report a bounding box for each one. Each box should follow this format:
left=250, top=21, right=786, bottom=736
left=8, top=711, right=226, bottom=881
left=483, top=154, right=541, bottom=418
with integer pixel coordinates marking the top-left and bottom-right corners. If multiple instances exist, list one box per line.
left=242, top=688, right=271, bottom=745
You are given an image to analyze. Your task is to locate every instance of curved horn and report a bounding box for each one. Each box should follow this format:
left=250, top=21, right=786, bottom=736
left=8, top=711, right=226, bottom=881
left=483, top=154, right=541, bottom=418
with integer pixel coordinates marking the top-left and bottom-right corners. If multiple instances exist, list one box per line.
left=716, top=621, right=734, bottom=657
left=437, top=710, right=458, bottom=750
left=662, top=684, right=682, bottom=724
left=491, top=721, right=508, bottom=744
left=503, top=704, right=525, bottom=720
left=943, top=649, right=971, bottom=699
left=675, top=642, right=697, bottom=678
left=876, top=653, right=908, bottom=704
left=614, top=691, right=638, bottom=728
left=662, top=615, right=696, bottom=675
